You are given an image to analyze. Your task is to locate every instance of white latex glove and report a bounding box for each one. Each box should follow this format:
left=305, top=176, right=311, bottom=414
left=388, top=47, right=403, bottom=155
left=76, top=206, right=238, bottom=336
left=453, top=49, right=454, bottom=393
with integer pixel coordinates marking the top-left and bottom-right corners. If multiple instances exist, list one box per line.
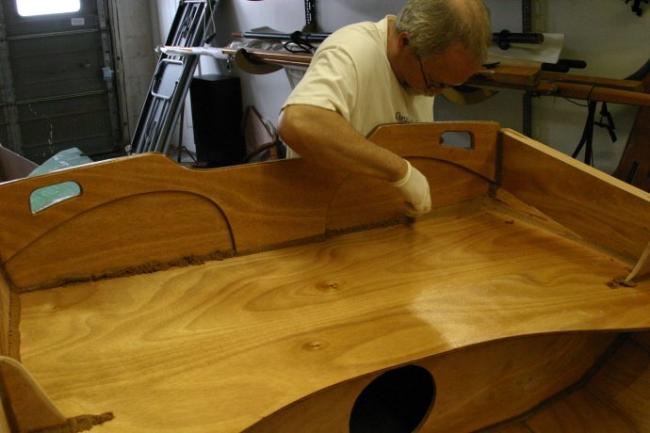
left=391, top=160, right=432, bottom=217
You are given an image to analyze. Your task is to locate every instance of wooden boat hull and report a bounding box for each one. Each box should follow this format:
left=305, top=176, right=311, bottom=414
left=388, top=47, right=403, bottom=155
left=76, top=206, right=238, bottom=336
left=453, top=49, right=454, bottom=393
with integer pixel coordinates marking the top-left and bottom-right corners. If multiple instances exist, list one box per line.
left=0, top=122, right=648, bottom=432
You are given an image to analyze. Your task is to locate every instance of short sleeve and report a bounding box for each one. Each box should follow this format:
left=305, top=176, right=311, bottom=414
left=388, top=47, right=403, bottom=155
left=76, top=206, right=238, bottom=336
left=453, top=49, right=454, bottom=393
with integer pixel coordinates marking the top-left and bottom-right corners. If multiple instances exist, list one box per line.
left=282, top=46, right=358, bottom=121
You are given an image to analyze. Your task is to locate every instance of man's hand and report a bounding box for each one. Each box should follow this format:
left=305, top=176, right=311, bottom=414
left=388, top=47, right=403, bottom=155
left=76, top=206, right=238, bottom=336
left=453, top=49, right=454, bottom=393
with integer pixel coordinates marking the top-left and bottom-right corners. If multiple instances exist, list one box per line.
left=391, top=160, right=432, bottom=217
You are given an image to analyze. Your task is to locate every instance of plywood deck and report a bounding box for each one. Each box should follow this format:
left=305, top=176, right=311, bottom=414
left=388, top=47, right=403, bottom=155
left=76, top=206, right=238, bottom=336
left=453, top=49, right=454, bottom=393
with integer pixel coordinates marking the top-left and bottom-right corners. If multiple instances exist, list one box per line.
left=18, top=199, right=650, bottom=433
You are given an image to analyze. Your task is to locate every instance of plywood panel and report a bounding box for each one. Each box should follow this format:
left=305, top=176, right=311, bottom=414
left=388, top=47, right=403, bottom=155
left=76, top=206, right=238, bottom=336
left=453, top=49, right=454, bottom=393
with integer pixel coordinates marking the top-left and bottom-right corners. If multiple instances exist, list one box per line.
left=0, top=273, right=11, bottom=357
left=0, top=122, right=497, bottom=291
left=419, top=334, right=614, bottom=433
left=18, top=204, right=650, bottom=433
left=486, top=424, right=533, bottom=433
left=5, top=192, right=235, bottom=291
left=587, top=340, right=650, bottom=432
left=326, top=158, right=489, bottom=231
left=525, top=390, right=636, bottom=433
left=500, top=129, right=650, bottom=263
left=633, top=331, right=650, bottom=351
left=0, top=154, right=341, bottom=287
left=244, top=333, right=614, bottom=433
left=369, top=121, right=500, bottom=181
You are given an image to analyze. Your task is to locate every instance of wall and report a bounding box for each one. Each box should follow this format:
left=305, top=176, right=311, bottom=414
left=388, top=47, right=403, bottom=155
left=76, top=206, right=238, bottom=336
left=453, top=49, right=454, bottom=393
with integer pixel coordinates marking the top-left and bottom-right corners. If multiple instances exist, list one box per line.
left=147, top=0, right=649, bottom=173
left=109, top=0, right=157, bottom=143
left=532, top=0, right=649, bottom=173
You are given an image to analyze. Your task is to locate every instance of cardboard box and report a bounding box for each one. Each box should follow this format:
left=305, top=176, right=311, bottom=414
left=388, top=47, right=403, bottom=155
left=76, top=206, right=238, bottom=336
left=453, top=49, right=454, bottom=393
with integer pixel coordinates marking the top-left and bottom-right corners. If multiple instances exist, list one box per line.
left=0, top=144, right=37, bottom=182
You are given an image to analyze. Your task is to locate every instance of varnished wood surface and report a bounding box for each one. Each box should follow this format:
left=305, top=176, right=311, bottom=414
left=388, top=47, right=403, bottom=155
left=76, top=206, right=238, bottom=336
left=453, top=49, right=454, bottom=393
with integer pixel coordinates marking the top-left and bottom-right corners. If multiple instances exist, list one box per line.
left=500, top=128, right=650, bottom=263
left=0, top=356, right=67, bottom=432
left=525, top=390, right=636, bottom=433
left=0, top=122, right=497, bottom=291
left=368, top=121, right=499, bottom=181
left=587, top=337, right=650, bottom=432
left=244, top=333, right=615, bottom=433
left=18, top=200, right=650, bottom=433
left=627, top=241, right=650, bottom=284
left=0, top=273, right=11, bottom=356
left=488, top=424, right=533, bottom=433
left=487, top=332, right=650, bottom=433
left=634, top=331, right=650, bottom=351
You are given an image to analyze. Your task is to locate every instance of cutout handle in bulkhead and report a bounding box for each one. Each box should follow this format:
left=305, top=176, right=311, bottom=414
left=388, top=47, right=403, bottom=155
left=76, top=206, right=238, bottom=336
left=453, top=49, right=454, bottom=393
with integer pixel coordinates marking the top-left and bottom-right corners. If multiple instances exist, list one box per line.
left=30, top=181, right=82, bottom=214
left=439, top=131, right=474, bottom=150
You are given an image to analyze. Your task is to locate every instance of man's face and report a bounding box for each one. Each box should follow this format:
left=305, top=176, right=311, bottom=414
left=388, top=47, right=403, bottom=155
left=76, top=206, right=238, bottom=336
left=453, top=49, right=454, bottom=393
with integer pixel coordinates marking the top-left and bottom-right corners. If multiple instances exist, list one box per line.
left=406, top=43, right=481, bottom=96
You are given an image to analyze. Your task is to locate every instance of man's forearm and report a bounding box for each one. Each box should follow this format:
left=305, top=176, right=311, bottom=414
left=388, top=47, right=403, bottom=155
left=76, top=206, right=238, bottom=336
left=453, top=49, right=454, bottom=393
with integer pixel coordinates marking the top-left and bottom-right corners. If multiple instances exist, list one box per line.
left=279, top=104, right=408, bottom=182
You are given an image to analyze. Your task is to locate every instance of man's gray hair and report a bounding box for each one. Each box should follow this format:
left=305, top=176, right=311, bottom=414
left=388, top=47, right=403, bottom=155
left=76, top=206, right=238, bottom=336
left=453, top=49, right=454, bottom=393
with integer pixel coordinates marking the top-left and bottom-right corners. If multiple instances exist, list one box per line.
left=396, top=0, right=491, bottom=61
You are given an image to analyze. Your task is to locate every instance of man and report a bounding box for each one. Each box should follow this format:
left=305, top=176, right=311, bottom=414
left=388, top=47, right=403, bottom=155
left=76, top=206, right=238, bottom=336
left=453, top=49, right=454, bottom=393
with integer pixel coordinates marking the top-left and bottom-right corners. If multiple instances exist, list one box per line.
left=278, top=0, right=491, bottom=216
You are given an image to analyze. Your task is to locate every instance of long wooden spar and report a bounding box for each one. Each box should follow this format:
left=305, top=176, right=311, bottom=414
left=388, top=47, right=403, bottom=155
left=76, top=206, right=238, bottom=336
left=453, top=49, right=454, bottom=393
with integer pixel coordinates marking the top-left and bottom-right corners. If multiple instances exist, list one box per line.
left=213, top=45, right=650, bottom=107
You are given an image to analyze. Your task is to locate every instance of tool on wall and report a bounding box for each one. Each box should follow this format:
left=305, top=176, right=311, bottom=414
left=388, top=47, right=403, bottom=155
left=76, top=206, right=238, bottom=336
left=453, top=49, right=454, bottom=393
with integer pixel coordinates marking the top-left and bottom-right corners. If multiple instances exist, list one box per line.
left=492, top=30, right=544, bottom=50
left=130, top=0, right=218, bottom=155
left=625, top=0, right=648, bottom=16
left=303, top=0, right=318, bottom=32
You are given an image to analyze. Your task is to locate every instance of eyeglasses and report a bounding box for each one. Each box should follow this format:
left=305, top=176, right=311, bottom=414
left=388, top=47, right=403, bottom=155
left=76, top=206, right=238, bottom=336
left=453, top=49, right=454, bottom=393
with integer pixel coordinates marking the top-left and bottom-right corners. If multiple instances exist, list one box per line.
left=417, top=56, right=451, bottom=91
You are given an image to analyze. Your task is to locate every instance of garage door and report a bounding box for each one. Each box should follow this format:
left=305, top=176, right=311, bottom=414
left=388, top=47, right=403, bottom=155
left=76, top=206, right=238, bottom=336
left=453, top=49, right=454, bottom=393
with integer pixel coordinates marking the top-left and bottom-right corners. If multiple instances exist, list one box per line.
left=0, top=0, right=122, bottom=163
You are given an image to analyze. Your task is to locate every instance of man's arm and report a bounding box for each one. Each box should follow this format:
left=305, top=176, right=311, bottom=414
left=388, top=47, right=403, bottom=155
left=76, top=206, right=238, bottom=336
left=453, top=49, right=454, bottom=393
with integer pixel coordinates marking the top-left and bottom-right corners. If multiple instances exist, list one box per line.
left=279, top=104, right=431, bottom=216
left=279, top=104, right=407, bottom=181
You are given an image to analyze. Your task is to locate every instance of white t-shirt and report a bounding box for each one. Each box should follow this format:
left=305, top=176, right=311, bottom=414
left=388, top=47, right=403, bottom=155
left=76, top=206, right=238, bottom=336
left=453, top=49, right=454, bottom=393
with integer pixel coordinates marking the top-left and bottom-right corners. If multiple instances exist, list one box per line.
left=282, top=16, right=434, bottom=143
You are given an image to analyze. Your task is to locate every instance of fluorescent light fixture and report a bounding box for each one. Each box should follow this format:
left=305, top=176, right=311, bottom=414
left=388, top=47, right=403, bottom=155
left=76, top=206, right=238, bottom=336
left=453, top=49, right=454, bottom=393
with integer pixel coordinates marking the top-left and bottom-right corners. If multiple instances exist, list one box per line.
left=16, top=0, right=81, bottom=17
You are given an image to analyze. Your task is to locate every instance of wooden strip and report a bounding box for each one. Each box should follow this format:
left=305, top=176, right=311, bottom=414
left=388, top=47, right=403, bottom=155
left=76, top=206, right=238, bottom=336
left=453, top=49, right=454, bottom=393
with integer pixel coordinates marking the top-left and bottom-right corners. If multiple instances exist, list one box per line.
left=0, top=273, right=10, bottom=357
left=587, top=340, right=650, bottom=432
left=625, top=241, right=650, bottom=284
left=524, top=390, right=636, bottom=433
left=500, top=128, right=650, bottom=262
left=538, top=71, right=644, bottom=91
left=535, top=82, right=650, bottom=107
left=469, top=62, right=542, bottom=87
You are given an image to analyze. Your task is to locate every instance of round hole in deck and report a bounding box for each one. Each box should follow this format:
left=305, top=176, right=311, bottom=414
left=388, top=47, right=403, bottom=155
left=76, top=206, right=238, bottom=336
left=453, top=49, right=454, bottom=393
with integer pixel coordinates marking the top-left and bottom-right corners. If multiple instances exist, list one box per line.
left=349, top=365, right=435, bottom=433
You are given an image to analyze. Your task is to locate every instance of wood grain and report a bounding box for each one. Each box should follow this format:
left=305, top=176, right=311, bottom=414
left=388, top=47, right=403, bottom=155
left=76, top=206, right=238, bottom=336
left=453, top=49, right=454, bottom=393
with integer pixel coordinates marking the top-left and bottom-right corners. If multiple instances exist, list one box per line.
left=0, top=273, right=11, bottom=356
left=613, top=73, right=650, bottom=191
left=0, top=122, right=497, bottom=291
left=500, top=128, right=650, bottom=263
left=0, top=356, right=67, bottom=432
left=5, top=191, right=235, bottom=290
left=18, top=202, right=650, bottom=433
left=525, top=390, right=636, bottom=433
left=0, top=402, right=10, bottom=433
left=326, top=158, right=489, bottom=231
left=244, top=333, right=614, bottom=433
left=418, top=333, right=614, bottom=433
left=368, top=121, right=500, bottom=181
left=486, top=424, right=534, bottom=433
left=587, top=339, right=650, bottom=432
left=633, top=331, right=650, bottom=351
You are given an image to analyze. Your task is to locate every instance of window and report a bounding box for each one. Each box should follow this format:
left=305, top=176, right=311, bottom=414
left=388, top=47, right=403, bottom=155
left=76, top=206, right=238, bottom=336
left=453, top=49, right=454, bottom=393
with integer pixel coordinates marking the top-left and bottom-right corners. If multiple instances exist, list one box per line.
left=16, top=0, right=80, bottom=17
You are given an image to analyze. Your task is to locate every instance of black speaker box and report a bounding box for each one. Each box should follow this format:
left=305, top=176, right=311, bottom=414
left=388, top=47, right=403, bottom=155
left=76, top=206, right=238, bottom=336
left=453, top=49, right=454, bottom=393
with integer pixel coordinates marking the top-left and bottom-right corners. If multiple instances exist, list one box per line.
left=190, top=75, right=245, bottom=167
